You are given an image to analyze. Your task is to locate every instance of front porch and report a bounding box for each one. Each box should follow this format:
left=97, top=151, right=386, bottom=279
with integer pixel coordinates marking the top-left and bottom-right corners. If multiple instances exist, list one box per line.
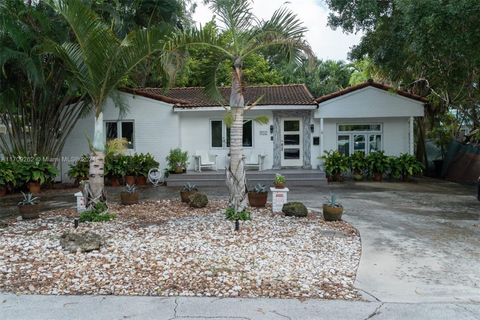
left=165, top=169, right=327, bottom=187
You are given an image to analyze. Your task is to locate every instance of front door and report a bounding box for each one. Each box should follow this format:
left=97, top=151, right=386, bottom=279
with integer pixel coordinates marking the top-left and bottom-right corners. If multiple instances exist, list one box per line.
left=281, top=118, right=303, bottom=167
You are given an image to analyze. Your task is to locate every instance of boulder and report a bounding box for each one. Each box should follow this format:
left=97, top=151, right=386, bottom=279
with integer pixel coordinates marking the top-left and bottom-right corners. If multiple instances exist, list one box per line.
left=189, top=193, right=208, bottom=208
left=282, top=202, right=308, bottom=218
left=60, top=231, right=102, bottom=253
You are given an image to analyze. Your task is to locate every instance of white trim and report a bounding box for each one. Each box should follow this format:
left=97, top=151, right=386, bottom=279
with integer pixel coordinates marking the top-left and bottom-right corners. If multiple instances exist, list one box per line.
left=209, top=119, right=254, bottom=150
left=319, top=118, right=324, bottom=158
left=409, top=116, right=414, bottom=155
left=175, top=105, right=317, bottom=112
left=105, top=120, right=135, bottom=150
left=318, top=86, right=425, bottom=107
left=336, top=122, right=384, bottom=155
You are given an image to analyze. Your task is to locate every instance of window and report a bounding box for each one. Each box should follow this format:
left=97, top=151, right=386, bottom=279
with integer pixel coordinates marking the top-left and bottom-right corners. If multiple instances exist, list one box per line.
left=106, top=121, right=134, bottom=149
left=210, top=120, right=253, bottom=148
left=337, top=123, right=382, bottom=155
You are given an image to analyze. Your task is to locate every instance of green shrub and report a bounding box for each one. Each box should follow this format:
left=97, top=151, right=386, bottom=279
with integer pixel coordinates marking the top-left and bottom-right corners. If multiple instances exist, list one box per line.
left=321, top=150, right=349, bottom=180
left=133, top=153, right=159, bottom=177
left=349, top=151, right=367, bottom=175
left=105, top=154, right=127, bottom=178
left=68, top=155, right=90, bottom=181
left=0, top=161, right=16, bottom=188
left=282, top=202, right=308, bottom=217
left=166, top=148, right=189, bottom=172
left=366, top=151, right=390, bottom=176
left=15, top=158, right=58, bottom=186
left=388, top=157, right=402, bottom=179
left=79, top=202, right=115, bottom=222
left=225, top=207, right=251, bottom=221
left=397, top=154, right=424, bottom=180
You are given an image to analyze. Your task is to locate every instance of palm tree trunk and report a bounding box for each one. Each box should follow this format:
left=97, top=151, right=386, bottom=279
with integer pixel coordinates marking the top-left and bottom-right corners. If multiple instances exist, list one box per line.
left=87, top=111, right=106, bottom=207
left=226, top=63, right=248, bottom=212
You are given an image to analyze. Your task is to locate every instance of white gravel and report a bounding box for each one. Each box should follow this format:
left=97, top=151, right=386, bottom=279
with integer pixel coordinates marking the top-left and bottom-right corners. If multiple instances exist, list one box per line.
left=0, top=200, right=361, bottom=299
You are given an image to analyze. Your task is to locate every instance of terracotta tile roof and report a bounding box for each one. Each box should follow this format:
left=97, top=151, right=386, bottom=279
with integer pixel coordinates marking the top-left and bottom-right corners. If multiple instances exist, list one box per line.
left=315, top=80, right=428, bottom=104
left=122, top=84, right=317, bottom=108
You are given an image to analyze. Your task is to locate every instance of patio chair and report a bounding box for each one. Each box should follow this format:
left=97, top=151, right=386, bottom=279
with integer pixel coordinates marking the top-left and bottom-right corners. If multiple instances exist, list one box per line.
left=194, top=151, right=218, bottom=172
left=245, top=153, right=267, bottom=171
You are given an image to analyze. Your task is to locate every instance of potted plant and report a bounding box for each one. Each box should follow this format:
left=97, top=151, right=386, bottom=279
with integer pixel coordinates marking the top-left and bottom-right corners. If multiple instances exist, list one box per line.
left=68, top=155, right=90, bottom=185
left=166, top=148, right=189, bottom=174
left=273, top=173, right=286, bottom=189
left=123, top=156, right=136, bottom=185
left=135, top=153, right=159, bottom=185
left=180, top=182, right=198, bottom=203
left=120, top=184, right=139, bottom=205
left=397, top=153, right=424, bottom=181
left=0, top=161, right=15, bottom=196
left=366, top=151, right=389, bottom=182
left=321, top=150, right=349, bottom=182
left=323, top=194, right=343, bottom=221
left=18, top=159, right=58, bottom=193
left=18, top=192, right=41, bottom=219
left=248, top=184, right=268, bottom=207
left=349, top=151, right=367, bottom=181
left=105, top=154, right=125, bottom=186
left=388, top=156, right=402, bottom=180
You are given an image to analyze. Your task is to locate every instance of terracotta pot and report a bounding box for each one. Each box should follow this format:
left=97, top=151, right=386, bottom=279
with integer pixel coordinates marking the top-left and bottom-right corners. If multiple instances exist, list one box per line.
left=180, top=190, right=197, bottom=203
left=372, top=172, right=383, bottom=182
left=28, top=182, right=41, bottom=193
left=175, top=166, right=184, bottom=174
left=18, top=204, right=42, bottom=219
left=120, top=192, right=139, bottom=205
left=110, top=177, right=121, bottom=187
left=323, top=204, right=343, bottom=221
left=0, top=186, right=7, bottom=197
left=125, top=175, right=136, bottom=185
left=274, top=182, right=285, bottom=189
left=136, top=175, right=147, bottom=185
left=248, top=192, right=268, bottom=207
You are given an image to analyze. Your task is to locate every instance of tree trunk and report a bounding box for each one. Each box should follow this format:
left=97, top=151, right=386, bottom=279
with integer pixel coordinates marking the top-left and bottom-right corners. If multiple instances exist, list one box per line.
left=226, top=63, right=248, bottom=212
left=86, top=111, right=106, bottom=207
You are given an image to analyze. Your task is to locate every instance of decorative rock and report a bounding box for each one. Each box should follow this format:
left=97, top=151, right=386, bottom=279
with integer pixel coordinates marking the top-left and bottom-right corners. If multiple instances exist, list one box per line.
left=59, top=231, right=102, bottom=253
left=189, top=193, right=208, bottom=208
left=282, top=202, right=308, bottom=217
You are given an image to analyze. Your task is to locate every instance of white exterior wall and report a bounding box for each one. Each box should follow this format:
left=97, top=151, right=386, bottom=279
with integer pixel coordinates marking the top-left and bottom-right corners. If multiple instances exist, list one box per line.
left=314, top=86, right=425, bottom=163
left=179, top=110, right=274, bottom=170
left=321, top=118, right=410, bottom=156
left=60, top=92, right=179, bottom=181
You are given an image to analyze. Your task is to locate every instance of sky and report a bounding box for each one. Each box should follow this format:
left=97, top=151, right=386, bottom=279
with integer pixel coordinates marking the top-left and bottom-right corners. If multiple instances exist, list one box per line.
left=192, top=0, right=363, bottom=62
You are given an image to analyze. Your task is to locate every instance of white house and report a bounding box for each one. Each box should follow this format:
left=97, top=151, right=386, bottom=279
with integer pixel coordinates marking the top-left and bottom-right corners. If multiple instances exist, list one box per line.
left=59, top=81, right=426, bottom=182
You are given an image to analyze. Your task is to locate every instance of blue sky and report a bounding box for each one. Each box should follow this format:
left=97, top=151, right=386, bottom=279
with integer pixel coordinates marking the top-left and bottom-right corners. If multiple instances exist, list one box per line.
left=192, top=0, right=363, bottom=61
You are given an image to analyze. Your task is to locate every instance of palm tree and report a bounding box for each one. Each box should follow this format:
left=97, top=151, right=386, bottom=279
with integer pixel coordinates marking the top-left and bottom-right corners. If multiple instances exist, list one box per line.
left=48, top=0, right=167, bottom=206
left=163, top=0, right=314, bottom=212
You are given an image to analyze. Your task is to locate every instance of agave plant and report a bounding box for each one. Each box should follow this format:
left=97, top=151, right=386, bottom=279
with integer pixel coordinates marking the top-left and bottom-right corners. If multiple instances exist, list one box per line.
left=325, top=193, right=342, bottom=208
left=18, top=192, right=40, bottom=206
left=181, top=183, right=198, bottom=192
left=124, top=184, right=137, bottom=194
left=252, top=184, right=268, bottom=193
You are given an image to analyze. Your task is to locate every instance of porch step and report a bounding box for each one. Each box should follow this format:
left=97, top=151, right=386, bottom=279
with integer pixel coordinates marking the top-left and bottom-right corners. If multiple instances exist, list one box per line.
left=166, top=170, right=327, bottom=187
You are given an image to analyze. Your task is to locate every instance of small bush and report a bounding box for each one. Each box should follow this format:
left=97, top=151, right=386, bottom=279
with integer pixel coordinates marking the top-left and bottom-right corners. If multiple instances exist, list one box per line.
left=189, top=192, right=208, bottom=208
left=225, top=207, right=251, bottom=221
left=282, top=202, right=308, bottom=217
left=79, top=202, right=115, bottom=222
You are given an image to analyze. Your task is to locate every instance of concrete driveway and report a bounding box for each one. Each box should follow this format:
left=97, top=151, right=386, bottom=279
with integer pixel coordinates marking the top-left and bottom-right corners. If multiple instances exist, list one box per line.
left=1, top=178, right=479, bottom=305
left=292, top=179, right=480, bottom=303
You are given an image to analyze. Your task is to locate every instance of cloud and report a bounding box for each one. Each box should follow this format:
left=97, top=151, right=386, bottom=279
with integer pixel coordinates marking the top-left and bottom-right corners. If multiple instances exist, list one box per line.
left=192, top=0, right=363, bottom=61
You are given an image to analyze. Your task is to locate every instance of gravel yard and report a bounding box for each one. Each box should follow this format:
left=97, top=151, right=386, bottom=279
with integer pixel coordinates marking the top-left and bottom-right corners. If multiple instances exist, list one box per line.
left=0, top=200, right=361, bottom=300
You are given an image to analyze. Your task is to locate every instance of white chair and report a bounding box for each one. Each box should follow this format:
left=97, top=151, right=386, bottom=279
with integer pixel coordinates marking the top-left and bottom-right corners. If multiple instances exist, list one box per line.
left=194, top=151, right=218, bottom=172
left=245, top=153, right=267, bottom=171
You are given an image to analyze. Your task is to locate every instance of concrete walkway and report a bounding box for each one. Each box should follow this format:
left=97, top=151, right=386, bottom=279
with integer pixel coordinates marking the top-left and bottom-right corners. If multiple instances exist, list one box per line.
left=2, top=294, right=480, bottom=320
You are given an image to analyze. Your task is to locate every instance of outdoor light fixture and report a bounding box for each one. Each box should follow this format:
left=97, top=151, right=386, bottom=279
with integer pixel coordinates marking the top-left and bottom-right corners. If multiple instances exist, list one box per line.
left=310, top=124, right=314, bottom=133
left=270, top=125, right=274, bottom=134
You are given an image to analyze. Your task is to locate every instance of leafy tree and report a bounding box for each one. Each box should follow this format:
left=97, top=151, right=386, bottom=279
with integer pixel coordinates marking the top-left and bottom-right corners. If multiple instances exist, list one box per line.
left=163, top=0, right=313, bottom=212
left=0, top=0, right=87, bottom=158
left=49, top=0, right=167, bottom=206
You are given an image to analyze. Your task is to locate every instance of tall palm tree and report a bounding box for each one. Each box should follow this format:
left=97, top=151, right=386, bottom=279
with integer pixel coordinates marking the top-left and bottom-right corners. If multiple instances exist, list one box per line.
left=48, top=0, right=167, bottom=206
left=163, top=0, right=314, bottom=212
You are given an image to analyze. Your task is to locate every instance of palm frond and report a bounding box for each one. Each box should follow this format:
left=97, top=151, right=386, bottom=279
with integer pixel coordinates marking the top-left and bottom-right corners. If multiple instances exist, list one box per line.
left=208, top=0, right=257, bottom=34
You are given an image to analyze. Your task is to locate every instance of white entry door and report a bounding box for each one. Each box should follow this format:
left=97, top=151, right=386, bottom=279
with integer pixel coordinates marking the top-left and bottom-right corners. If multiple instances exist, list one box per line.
left=281, top=118, right=303, bottom=167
